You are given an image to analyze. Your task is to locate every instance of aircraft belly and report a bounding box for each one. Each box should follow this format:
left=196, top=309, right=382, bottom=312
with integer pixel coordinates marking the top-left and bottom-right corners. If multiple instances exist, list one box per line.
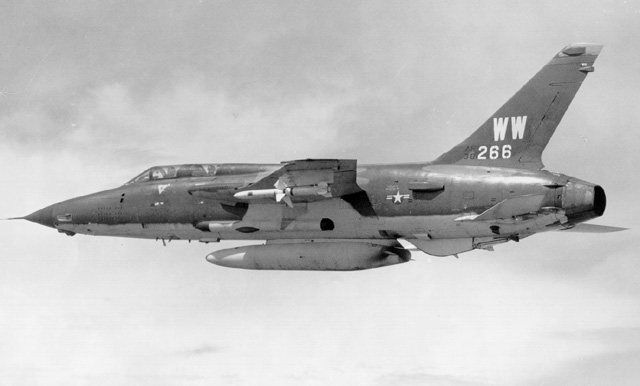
left=382, top=209, right=567, bottom=239
left=55, top=207, right=569, bottom=242
left=380, top=215, right=468, bottom=238
left=58, top=223, right=202, bottom=240
left=57, top=220, right=385, bottom=241
left=453, top=210, right=568, bottom=237
left=209, top=217, right=387, bottom=240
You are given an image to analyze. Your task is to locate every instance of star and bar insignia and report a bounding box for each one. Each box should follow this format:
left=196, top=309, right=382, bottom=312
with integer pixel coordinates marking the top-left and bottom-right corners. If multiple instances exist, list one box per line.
left=386, top=190, right=410, bottom=204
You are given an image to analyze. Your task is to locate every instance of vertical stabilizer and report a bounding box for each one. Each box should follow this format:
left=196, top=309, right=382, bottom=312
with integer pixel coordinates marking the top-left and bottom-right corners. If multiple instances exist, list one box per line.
left=432, top=43, right=602, bottom=170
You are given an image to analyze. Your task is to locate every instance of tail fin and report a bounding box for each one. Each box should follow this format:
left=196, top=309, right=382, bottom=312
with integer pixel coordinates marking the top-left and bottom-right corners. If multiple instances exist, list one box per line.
left=432, top=43, right=603, bottom=170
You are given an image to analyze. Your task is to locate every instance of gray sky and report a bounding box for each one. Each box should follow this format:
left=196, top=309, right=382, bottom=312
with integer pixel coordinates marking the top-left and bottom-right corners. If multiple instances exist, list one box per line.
left=1, top=1, right=639, bottom=385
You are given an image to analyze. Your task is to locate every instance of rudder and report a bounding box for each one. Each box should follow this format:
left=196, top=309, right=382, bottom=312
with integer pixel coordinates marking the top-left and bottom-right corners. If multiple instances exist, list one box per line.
left=432, top=43, right=603, bottom=170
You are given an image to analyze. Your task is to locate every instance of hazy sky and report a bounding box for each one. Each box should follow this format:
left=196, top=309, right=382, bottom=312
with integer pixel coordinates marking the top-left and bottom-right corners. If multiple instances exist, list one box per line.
left=1, top=1, right=639, bottom=385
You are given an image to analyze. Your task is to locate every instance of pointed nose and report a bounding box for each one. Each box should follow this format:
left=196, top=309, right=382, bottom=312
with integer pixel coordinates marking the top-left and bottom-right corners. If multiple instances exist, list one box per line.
left=25, top=204, right=56, bottom=228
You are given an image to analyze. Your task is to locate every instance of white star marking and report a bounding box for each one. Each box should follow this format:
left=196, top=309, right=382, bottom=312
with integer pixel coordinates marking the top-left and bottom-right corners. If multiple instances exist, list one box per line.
left=392, top=190, right=403, bottom=203
left=386, top=190, right=410, bottom=205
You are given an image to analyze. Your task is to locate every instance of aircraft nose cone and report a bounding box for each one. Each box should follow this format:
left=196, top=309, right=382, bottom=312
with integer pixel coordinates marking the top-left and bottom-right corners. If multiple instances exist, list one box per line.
left=24, top=204, right=56, bottom=228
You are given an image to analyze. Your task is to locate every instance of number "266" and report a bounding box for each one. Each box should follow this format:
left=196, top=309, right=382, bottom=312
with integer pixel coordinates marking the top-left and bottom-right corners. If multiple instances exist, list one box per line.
left=464, top=145, right=512, bottom=160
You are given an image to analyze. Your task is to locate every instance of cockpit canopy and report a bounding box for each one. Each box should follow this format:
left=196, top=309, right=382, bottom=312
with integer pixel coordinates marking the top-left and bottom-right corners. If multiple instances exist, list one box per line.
left=125, top=164, right=219, bottom=185
left=124, top=163, right=278, bottom=185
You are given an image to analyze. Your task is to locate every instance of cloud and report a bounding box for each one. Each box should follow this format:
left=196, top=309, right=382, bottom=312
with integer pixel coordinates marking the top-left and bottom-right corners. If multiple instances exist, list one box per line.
left=1, top=77, right=348, bottom=176
left=524, top=350, right=640, bottom=386
left=0, top=2, right=555, bottom=167
left=171, top=344, right=227, bottom=357
left=376, top=372, right=494, bottom=386
left=552, top=327, right=640, bottom=356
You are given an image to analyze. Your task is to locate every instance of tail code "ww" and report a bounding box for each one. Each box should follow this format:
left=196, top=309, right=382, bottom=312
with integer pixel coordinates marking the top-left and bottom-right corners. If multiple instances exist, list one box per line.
left=493, top=116, right=527, bottom=141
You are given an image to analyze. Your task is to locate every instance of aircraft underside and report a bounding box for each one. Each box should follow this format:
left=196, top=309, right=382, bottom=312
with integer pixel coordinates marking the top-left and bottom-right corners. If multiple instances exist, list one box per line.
left=54, top=197, right=576, bottom=257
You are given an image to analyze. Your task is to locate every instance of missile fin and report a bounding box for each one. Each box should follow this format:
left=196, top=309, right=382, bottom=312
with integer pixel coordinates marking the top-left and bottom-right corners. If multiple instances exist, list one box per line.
left=282, top=196, right=293, bottom=208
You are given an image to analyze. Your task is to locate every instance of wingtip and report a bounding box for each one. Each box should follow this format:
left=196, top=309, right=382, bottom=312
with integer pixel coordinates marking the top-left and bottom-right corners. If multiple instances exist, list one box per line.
left=561, top=42, right=603, bottom=56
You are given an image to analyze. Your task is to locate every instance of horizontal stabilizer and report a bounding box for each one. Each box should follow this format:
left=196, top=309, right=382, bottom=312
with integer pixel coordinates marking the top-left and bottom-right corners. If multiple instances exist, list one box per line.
left=561, top=223, right=627, bottom=233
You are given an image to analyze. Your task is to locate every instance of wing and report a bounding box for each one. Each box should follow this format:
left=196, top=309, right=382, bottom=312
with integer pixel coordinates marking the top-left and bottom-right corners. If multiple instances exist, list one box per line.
left=235, top=159, right=376, bottom=216
left=247, top=159, right=361, bottom=195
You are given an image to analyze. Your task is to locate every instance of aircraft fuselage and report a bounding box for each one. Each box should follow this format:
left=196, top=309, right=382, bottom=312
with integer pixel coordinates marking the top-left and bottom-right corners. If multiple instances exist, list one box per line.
left=29, top=163, right=604, bottom=249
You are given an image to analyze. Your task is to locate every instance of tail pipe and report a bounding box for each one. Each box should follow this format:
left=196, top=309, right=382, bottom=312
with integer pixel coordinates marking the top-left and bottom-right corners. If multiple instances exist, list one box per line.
left=593, top=185, right=606, bottom=216
left=562, top=178, right=606, bottom=222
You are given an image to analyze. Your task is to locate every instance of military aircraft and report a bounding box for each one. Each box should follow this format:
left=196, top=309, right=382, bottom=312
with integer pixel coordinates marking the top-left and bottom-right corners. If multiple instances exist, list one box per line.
left=15, top=43, right=624, bottom=270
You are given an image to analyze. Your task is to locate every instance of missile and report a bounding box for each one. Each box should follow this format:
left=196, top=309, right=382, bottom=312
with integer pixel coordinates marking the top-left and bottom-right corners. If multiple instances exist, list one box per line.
left=233, top=182, right=330, bottom=207
left=234, top=189, right=282, bottom=200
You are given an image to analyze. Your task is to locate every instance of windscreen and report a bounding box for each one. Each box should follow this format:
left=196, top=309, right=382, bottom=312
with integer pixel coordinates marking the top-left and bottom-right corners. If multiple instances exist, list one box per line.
left=125, top=164, right=211, bottom=184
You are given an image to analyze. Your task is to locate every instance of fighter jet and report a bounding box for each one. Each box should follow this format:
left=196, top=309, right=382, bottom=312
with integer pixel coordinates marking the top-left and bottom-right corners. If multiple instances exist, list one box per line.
left=15, top=43, right=624, bottom=270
